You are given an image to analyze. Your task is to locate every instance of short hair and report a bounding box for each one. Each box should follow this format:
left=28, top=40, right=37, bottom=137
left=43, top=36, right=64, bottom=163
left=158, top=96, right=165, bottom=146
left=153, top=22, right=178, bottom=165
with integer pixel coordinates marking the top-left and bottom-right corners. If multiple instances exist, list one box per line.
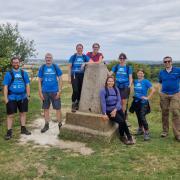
left=105, top=76, right=115, bottom=88
left=163, top=56, right=172, bottom=62
left=137, top=68, right=145, bottom=73
left=11, top=56, right=20, bottom=63
left=119, top=53, right=127, bottom=60
left=92, top=43, right=100, bottom=48
left=45, top=53, right=53, bottom=59
left=76, top=43, right=83, bottom=49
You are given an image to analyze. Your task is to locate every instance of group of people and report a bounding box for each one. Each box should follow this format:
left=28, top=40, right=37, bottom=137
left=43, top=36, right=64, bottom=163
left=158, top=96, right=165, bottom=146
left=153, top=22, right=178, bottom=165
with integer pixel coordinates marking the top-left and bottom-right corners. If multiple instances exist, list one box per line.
left=2, top=43, right=180, bottom=146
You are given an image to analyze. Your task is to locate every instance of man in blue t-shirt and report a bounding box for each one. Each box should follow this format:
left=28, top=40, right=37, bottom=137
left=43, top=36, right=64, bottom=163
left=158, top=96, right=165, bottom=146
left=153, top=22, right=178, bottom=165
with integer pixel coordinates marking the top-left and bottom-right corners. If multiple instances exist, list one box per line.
left=159, top=56, right=180, bottom=142
left=3, top=57, right=31, bottom=140
left=110, top=53, right=133, bottom=124
left=68, top=43, right=90, bottom=112
left=38, top=53, right=63, bottom=133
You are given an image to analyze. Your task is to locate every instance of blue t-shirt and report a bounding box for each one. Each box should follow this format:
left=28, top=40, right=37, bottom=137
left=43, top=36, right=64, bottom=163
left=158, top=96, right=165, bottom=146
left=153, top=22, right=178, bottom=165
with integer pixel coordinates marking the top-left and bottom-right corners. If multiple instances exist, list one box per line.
left=3, top=69, right=30, bottom=101
left=38, top=64, right=63, bottom=93
left=159, top=67, right=180, bottom=95
left=69, top=54, right=90, bottom=74
left=111, top=65, right=132, bottom=88
left=134, top=79, right=152, bottom=100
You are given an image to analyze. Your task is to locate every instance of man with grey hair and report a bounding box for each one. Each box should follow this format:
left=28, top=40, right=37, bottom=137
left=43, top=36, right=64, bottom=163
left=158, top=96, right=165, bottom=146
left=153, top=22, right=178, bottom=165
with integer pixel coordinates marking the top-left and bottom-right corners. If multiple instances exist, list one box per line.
left=159, top=56, right=180, bottom=142
left=38, top=53, right=63, bottom=133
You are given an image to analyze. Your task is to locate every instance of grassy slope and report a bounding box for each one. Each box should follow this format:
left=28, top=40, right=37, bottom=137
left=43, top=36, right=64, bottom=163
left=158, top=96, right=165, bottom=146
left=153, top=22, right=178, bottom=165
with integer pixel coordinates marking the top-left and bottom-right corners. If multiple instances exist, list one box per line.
left=0, top=81, right=179, bottom=180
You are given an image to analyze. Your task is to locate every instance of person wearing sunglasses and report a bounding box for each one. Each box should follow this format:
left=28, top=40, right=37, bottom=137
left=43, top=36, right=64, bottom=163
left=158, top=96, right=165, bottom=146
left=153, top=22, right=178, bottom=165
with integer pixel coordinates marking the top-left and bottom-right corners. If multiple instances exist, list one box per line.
left=159, top=56, right=180, bottom=142
left=86, top=43, right=104, bottom=63
left=110, top=53, right=133, bottom=125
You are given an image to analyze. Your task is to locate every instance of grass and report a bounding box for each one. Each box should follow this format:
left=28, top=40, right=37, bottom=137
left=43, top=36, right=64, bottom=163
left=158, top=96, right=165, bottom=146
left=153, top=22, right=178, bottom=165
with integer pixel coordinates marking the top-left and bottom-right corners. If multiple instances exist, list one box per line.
left=0, top=81, right=179, bottom=180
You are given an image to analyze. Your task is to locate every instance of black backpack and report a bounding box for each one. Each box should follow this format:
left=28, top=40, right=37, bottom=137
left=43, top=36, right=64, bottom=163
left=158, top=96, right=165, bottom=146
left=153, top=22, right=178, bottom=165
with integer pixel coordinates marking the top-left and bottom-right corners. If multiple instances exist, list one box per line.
left=114, top=64, right=129, bottom=75
left=41, top=64, right=58, bottom=76
left=105, top=86, right=118, bottom=99
left=71, top=54, right=88, bottom=66
left=8, top=69, right=26, bottom=95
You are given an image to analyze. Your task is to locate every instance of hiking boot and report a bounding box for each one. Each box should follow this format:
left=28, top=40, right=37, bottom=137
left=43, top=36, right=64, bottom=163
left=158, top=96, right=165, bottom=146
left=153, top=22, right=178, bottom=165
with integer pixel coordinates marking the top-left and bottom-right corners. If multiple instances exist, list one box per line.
left=119, top=136, right=128, bottom=144
left=135, top=128, right=144, bottom=135
left=58, top=122, right=62, bottom=131
left=21, top=126, right=31, bottom=135
left=41, top=123, right=49, bottom=133
left=71, top=102, right=76, bottom=113
left=144, top=132, right=150, bottom=141
left=161, top=132, right=168, bottom=138
left=175, top=136, right=180, bottom=142
left=126, top=136, right=135, bottom=145
left=4, top=129, right=12, bottom=140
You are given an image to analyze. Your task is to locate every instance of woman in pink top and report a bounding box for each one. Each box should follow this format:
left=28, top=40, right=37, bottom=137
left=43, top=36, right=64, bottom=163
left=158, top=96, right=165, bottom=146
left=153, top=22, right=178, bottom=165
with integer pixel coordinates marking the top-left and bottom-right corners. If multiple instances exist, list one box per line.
left=86, top=43, right=104, bottom=63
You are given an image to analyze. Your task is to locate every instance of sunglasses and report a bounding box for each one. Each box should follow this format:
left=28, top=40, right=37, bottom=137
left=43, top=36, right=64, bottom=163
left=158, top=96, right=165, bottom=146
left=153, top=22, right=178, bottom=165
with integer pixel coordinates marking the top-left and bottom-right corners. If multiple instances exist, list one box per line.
left=164, top=60, right=171, bottom=64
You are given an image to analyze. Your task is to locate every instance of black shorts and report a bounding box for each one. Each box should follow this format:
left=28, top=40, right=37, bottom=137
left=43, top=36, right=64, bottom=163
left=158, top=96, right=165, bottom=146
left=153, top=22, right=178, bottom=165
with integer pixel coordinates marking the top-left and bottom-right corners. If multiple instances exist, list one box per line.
left=6, top=98, right=28, bottom=115
left=118, top=87, right=130, bottom=99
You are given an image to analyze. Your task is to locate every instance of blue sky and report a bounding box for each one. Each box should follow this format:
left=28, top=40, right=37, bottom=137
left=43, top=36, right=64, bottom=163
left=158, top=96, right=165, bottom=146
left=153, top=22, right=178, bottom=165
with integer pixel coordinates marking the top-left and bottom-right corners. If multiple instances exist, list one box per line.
left=1, top=0, right=180, bottom=61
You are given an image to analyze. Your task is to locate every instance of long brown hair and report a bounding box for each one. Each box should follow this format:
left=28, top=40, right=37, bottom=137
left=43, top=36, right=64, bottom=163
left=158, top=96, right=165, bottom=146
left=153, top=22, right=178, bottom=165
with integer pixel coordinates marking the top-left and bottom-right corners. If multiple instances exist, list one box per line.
left=105, top=76, right=115, bottom=88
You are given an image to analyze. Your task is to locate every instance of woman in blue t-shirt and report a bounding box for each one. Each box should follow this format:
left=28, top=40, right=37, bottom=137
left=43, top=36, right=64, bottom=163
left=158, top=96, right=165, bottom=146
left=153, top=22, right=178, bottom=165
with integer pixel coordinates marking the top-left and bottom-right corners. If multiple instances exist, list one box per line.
left=100, top=76, right=135, bottom=145
left=129, top=69, right=155, bottom=141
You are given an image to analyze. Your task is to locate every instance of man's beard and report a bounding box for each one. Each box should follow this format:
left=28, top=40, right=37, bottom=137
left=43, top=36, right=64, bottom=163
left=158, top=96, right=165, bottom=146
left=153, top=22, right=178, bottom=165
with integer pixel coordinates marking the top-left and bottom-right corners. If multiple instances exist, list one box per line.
left=13, top=65, right=19, bottom=70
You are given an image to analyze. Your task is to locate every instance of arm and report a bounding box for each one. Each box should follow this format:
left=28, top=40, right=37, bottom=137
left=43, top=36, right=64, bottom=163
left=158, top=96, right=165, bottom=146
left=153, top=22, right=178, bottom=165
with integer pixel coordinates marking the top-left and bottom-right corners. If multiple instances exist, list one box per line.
left=38, top=78, right=44, bottom=100
left=56, top=76, right=63, bottom=98
left=129, top=74, right=133, bottom=88
left=99, top=89, right=107, bottom=115
left=147, top=86, right=155, bottom=99
left=68, top=64, right=72, bottom=83
left=3, top=86, right=8, bottom=104
left=26, top=84, right=30, bottom=97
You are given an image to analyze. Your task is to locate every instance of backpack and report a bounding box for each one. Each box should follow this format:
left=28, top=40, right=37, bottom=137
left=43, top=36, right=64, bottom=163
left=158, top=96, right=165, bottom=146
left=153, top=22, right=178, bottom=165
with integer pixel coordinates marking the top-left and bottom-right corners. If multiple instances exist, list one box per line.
left=8, top=69, right=26, bottom=95
left=41, top=63, right=58, bottom=76
left=114, top=64, right=129, bottom=75
left=71, top=54, right=88, bottom=66
left=105, top=86, right=118, bottom=99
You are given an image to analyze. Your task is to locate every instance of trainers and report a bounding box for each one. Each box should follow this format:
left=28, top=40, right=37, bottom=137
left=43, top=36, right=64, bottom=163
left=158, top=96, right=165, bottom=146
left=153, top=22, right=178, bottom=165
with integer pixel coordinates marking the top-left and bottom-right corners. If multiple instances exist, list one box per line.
left=41, top=123, right=49, bottom=133
left=58, top=122, right=62, bottom=130
left=144, top=132, right=150, bottom=141
left=21, top=126, right=31, bottom=135
left=161, top=132, right=168, bottom=138
left=71, top=102, right=76, bottom=112
left=119, top=136, right=128, bottom=144
left=4, top=129, right=12, bottom=140
left=126, top=136, right=135, bottom=145
left=135, top=128, right=144, bottom=135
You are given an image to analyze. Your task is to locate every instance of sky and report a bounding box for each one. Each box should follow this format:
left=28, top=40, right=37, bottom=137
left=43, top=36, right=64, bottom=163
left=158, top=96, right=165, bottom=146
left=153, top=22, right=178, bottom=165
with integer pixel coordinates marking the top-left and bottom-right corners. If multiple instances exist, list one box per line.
left=1, top=0, right=180, bottom=61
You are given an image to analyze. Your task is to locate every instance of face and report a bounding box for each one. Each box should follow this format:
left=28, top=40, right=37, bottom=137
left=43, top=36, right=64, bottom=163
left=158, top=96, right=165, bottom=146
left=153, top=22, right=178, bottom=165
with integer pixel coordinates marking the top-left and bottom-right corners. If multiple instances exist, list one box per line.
left=163, top=58, right=172, bottom=68
left=93, top=45, right=100, bottom=53
left=76, top=45, right=83, bottom=54
left=137, top=71, right=144, bottom=79
left=11, top=59, right=20, bottom=70
left=107, top=78, right=114, bottom=88
left=119, top=56, right=126, bottom=65
left=45, top=54, right=53, bottom=65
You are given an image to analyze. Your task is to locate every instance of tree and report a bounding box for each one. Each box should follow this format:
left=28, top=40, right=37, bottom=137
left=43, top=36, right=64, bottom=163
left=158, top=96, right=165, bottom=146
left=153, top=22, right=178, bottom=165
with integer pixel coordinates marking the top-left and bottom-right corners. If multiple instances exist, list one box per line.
left=0, top=23, right=37, bottom=90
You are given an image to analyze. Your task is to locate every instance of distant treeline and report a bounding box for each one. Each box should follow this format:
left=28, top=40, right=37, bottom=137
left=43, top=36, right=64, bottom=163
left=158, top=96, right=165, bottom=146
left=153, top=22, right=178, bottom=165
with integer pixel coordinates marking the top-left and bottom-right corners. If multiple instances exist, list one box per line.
left=107, top=61, right=180, bottom=82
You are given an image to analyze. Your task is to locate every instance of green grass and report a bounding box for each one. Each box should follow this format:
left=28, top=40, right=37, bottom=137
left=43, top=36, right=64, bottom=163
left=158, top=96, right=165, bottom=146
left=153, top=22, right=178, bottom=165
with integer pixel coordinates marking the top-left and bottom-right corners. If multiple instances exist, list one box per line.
left=0, top=82, right=179, bottom=180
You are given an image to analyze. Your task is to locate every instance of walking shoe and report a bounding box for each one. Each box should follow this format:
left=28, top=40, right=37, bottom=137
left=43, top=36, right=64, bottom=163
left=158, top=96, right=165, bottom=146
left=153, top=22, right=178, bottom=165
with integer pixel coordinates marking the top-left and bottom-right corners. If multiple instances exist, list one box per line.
left=58, top=122, right=62, bottom=130
left=4, top=129, right=12, bottom=140
left=126, top=120, right=131, bottom=127
left=126, top=136, right=135, bottom=145
left=71, top=102, right=76, bottom=112
left=175, top=136, right=180, bottom=142
left=119, top=136, right=128, bottom=144
left=144, top=132, right=150, bottom=141
left=21, top=126, right=31, bottom=135
left=41, top=123, right=49, bottom=133
left=161, top=132, right=168, bottom=138
left=135, top=128, right=144, bottom=135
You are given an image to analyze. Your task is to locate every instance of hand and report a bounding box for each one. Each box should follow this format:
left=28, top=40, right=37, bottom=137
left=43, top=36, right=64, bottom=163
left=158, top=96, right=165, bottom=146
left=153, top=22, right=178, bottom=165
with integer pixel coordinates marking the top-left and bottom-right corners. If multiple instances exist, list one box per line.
left=4, top=98, right=8, bottom=104
left=110, top=109, right=117, bottom=117
left=39, top=93, right=44, bottom=101
left=102, top=115, right=109, bottom=121
left=141, top=96, right=149, bottom=100
left=55, top=92, right=61, bottom=99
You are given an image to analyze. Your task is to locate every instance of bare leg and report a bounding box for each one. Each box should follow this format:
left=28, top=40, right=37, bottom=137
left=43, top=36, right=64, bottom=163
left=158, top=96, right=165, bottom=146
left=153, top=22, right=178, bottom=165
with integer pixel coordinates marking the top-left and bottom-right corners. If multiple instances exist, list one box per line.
left=56, top=110, right=62, bottom=123
left=44, top=109, right=50, bottom=123
left=19, top=112, right=26, bottom=126
left=7, top=114, right=14, bottom=130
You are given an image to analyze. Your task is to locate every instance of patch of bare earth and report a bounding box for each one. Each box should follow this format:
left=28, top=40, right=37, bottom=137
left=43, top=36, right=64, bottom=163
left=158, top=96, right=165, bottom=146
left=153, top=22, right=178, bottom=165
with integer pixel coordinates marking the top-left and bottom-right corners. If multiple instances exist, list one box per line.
left=19, top=118, right=94, bottom=156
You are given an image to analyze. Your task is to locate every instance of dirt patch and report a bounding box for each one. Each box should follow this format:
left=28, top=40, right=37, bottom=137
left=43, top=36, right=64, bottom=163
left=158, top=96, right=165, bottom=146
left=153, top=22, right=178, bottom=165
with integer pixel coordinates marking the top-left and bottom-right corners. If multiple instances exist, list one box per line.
left=19, top=118, right=94, bottom=156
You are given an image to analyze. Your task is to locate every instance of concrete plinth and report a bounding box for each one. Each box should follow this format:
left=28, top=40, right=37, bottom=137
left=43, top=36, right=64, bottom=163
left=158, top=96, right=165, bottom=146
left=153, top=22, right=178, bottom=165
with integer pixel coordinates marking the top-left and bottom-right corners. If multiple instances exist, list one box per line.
left=61, top=111, right=118, bottom=141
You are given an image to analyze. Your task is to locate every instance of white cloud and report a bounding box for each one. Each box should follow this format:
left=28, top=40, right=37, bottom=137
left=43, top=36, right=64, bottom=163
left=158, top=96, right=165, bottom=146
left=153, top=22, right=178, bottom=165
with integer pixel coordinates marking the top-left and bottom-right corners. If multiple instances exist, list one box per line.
left=0, top=0, right=180, bottom=61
